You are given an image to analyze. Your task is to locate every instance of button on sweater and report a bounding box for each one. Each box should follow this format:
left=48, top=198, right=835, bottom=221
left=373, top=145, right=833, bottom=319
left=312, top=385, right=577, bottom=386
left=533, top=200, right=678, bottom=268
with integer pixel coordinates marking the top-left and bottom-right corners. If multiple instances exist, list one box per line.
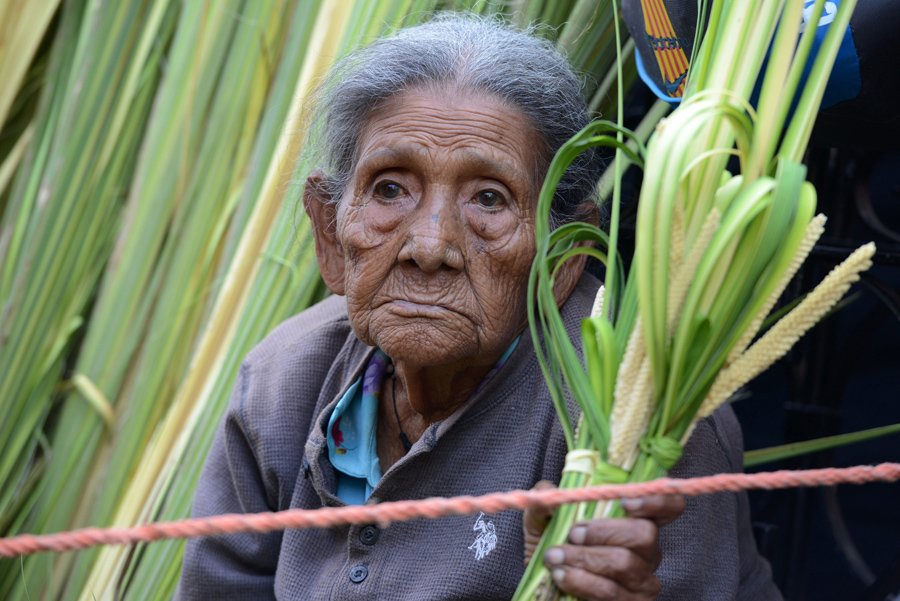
left=176, top=274, right=782, bottom=601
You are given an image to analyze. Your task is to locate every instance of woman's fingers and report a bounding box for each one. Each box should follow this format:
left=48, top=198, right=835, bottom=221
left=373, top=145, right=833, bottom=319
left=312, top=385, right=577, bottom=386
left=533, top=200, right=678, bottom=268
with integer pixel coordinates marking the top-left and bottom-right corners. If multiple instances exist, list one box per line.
left=621, top=494, right=686, bottom=527
left=566, top=517, right=660, bottom=565
left=522, top=480, right=556, bottom=563
left=548, top=564, right=660, bottom=601
left=543, top=515, right=669, bottom=599
left=526, top=491, right=685, bottom=597
left=546, top=544, right=660, bottom=594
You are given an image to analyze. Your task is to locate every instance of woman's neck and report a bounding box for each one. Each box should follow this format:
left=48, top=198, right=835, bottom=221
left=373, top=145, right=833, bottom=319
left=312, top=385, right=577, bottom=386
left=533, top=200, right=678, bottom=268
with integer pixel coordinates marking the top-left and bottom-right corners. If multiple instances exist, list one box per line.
left=394, top=360, right=492, bottom=425
left=375, top=359, right=493, bottom=472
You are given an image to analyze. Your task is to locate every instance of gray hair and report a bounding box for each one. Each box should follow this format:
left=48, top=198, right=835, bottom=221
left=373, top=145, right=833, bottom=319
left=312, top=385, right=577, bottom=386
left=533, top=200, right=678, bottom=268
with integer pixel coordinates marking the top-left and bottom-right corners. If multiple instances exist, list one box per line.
left=307, top=13, right=603, bottom=226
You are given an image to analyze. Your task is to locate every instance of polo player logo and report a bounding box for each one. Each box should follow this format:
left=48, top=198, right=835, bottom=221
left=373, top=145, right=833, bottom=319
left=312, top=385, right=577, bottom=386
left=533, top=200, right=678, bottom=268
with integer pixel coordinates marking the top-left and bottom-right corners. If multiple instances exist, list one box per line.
left=467, top=512, right=497, bottom=561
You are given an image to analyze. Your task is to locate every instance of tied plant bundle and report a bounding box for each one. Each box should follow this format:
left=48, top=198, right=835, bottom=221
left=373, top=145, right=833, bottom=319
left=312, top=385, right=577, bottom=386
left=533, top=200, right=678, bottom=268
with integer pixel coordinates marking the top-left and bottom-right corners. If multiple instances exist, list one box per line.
left=514, top=0, right=875, bottom=599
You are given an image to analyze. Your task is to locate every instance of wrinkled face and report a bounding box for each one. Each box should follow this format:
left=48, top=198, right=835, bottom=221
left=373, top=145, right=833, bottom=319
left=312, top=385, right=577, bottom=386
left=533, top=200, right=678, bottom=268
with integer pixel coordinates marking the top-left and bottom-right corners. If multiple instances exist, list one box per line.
left=331, top=87, right=545, bottom=369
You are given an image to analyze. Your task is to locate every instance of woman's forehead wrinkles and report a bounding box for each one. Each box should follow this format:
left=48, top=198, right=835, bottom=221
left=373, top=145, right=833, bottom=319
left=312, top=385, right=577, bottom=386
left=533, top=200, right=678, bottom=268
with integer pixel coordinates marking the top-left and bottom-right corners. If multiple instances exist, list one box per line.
left=355, top=144, right=526, bottom=182
left=362, top=115, right=520, bottom=150
left=359, top=90, right=531, bottom=146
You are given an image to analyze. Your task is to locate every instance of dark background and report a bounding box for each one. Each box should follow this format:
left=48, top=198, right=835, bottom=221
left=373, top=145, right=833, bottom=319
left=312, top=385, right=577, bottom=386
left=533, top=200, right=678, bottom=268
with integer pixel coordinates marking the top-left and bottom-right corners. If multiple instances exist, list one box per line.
left=737, top=146, right=900, bottom=601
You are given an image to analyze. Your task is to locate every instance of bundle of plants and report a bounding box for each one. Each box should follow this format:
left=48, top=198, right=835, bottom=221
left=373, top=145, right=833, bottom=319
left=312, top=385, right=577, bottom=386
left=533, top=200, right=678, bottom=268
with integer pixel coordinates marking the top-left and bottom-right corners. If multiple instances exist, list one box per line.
left=515, top=0, right=874, bottom=599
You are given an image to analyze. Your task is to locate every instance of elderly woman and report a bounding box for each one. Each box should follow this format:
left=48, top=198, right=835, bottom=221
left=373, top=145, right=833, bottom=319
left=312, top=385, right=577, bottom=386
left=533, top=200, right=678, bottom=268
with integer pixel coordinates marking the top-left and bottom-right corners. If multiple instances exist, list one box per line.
left=177, top=15, right=781, bottom=601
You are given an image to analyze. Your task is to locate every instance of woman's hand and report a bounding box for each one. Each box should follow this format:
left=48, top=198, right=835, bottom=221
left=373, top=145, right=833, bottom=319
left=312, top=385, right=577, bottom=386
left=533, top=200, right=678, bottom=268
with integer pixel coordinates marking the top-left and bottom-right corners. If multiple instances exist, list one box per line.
left=523, top=481, right=685, bottom=601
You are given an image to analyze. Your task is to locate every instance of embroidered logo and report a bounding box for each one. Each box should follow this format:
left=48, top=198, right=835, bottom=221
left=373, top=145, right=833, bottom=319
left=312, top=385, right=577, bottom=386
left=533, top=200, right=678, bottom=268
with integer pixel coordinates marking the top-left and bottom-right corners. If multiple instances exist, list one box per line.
left=467, top=512, right=497, bottom=561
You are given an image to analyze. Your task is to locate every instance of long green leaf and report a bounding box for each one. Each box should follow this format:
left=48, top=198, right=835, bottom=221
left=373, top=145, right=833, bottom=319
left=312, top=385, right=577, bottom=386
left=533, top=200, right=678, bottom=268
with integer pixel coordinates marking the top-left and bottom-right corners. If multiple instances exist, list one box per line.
left=745, top=423, right=900, bottom=468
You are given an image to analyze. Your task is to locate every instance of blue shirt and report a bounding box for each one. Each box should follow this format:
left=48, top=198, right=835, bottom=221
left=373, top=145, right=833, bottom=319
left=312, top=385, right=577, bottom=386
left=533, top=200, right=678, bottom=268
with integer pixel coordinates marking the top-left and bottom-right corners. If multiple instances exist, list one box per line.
left=326, top=350, right=390, bottom=504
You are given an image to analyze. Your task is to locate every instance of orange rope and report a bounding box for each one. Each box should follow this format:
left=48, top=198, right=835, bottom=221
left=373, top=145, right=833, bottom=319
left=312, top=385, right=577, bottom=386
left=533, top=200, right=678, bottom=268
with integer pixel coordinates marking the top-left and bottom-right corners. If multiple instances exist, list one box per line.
left=2, top=463, right=898, bottom=557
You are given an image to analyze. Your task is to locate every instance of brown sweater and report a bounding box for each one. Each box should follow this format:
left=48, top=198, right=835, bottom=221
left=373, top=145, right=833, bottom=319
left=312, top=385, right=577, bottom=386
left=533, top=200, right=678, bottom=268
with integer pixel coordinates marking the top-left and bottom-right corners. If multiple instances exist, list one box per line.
left=176, top=274, right=782, bottom=600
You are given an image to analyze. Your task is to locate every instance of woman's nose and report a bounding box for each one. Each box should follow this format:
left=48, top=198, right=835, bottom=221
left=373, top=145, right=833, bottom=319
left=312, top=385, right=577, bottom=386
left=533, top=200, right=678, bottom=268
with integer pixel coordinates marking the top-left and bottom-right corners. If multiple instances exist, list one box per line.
left=398, top=194, right=464, bottom=273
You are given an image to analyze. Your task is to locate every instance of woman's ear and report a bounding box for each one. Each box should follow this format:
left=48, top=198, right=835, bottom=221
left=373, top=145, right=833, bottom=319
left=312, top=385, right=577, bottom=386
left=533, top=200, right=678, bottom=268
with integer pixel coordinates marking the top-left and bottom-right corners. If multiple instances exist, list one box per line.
left=552, top=202, right=600, bottom=307
left=552, top=252, right=588, bottom=308
left=304, top=171, right=346, bottom=295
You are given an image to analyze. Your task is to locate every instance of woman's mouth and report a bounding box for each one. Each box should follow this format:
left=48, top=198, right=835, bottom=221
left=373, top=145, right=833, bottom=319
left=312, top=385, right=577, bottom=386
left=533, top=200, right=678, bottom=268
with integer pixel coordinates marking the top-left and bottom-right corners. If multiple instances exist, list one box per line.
left=386, top=299, right=459, bottom=318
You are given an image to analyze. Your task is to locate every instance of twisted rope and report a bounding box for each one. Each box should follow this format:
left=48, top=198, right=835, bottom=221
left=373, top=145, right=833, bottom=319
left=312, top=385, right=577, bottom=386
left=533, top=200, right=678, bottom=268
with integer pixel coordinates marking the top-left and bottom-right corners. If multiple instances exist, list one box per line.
left=2, top=463, right=898, bottom=558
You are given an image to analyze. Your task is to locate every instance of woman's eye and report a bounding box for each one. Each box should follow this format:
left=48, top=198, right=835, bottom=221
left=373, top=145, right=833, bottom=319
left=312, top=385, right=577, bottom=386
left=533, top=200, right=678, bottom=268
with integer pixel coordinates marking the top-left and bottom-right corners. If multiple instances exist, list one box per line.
left=476, top=190, right=504, bottom=209
left=373, top=181, right=405, bottom=200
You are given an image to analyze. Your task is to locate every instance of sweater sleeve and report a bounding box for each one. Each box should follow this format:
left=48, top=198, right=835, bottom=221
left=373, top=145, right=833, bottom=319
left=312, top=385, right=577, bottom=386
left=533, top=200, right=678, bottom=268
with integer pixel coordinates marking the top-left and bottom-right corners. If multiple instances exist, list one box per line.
left=657, top=405, right=782, bottom=601
left=174, top=364, right=281, bottom=601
